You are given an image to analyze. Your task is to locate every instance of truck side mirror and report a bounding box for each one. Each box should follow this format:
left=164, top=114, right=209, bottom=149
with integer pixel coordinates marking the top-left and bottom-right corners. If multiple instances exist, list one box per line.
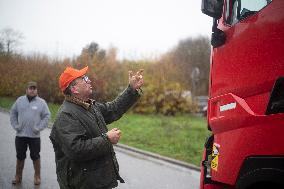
left=201, top=0, right=224, bottom=19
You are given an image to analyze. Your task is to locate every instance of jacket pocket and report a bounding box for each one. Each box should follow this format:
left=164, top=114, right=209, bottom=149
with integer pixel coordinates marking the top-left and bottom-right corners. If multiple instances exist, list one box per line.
left=56, top=161, right=71, bottom=188
left=57, top=169, right=69, bottom=188
left=15, top=124, right=23, bottom=132
left=80, top=160, right=116, bottom=188
left=16, top=121, right=27, bottom=132
left=32, top=125, right=40, bottom=134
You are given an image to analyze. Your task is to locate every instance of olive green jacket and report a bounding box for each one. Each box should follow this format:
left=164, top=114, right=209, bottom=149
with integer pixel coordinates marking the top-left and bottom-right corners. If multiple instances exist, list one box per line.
left=50, top=86, right=140, bottom=189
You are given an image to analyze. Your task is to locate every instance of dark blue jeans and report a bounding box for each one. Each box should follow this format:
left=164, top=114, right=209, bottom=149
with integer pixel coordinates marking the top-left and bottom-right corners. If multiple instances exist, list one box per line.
left=15, top=136, right=41, bottom=161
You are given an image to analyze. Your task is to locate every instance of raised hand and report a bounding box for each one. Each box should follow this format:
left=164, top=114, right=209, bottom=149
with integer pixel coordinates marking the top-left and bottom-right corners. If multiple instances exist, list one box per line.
left=129, top=69, right=144, bottom=90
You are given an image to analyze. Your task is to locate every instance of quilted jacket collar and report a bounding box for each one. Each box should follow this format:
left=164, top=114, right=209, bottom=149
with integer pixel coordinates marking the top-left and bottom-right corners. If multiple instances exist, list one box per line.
left=64, top=95, right=95, bottom=110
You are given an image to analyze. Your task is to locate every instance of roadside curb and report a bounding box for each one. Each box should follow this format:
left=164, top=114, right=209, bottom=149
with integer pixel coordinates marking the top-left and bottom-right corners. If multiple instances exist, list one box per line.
left=0, top=106, right=200, bottom=171
left=0, top=107, right=9, bottom=113
left=115, top=143, right=200, bottom=171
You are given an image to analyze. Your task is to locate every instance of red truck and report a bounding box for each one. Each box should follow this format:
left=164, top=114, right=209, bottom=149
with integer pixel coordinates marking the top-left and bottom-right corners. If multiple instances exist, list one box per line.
left=200, top=0, right=284, bottom=188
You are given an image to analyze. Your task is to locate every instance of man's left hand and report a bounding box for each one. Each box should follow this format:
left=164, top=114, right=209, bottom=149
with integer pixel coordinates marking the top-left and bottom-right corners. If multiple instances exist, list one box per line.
left=129, top=69, right=144, bottom=90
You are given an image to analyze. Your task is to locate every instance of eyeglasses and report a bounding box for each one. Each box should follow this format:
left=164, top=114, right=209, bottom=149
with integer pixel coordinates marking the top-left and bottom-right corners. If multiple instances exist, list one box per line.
left=82, top=76, right=90, bottom=83
left=28, top=86, right=37, bottom=90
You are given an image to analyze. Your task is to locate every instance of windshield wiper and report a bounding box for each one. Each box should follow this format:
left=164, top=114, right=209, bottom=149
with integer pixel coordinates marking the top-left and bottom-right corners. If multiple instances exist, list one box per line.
left=239, top=8, right=257, bottom=20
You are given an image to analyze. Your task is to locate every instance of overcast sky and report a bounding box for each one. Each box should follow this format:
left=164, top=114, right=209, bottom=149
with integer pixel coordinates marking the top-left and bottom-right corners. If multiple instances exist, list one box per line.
left=0, top=0, right=212, bottom=60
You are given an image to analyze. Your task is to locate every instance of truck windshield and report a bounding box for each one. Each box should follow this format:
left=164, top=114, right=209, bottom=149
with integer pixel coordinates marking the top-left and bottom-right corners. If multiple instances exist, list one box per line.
left=226, top=0, right=272, bottom=25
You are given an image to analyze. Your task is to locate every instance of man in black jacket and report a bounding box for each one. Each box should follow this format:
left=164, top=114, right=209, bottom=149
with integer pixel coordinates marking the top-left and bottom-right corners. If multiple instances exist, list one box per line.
left=50, top=66, right=143, bottom=189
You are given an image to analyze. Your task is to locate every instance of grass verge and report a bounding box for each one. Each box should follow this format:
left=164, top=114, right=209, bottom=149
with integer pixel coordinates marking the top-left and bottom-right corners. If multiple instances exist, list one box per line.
left=109, top=113, right=209, bottom=166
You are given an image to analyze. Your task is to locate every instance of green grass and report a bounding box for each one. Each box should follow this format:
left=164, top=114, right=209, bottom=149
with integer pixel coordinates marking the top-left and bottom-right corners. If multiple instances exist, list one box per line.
left=109, top=114, right=210, bottom=165
left=0, top=96, right=210, bottom=166
left=47, top=103, right=60, bottom=122
left=0, top=96, right=15, bottom=109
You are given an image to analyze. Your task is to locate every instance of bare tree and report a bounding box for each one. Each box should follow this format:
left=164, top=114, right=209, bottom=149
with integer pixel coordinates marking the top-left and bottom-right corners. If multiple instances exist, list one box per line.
left=0, top=41, right=4, bottom=54
left=0, top=28, right=24, bottom=55
left=79, top=42, right=106, bottom=63
left=86, top=42, right=99, bottom=59
left=170, top=36, right=210, bottom=95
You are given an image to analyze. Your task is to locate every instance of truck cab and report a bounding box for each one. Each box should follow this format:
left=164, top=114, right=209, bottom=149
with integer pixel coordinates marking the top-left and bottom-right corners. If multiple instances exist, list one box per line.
left=200, top=0, right=284, bottom=188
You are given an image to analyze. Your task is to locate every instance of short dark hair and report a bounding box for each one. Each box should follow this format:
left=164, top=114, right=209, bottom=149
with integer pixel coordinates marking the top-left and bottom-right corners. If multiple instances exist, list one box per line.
left=63, top=79, right=78, bottom=96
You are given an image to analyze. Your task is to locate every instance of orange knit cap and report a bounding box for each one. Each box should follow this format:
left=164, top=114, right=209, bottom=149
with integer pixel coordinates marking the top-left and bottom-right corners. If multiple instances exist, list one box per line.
left=59, top=66, right=88, bottom=92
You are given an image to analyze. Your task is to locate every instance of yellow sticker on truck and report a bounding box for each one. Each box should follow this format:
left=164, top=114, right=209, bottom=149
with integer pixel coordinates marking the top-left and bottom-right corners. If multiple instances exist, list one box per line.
left=211, top=143, right=220, bottom=171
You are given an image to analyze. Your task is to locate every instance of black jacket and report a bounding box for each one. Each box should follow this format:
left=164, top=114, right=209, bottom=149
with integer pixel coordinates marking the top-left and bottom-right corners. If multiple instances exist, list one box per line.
left=50, top=86, right=140, bottom=189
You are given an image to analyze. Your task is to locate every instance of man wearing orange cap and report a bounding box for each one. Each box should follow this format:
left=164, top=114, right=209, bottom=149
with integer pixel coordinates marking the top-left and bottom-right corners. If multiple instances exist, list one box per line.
left=50, top=66, right=143, bottom=189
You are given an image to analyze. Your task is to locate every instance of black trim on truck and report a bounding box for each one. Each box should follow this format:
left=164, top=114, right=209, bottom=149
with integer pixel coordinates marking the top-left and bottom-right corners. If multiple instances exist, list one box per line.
left=202, top=134, right=214, bottom=183
left=236, top=156, right=284, bottom=189
left=266, top=77, right=284, bottom=115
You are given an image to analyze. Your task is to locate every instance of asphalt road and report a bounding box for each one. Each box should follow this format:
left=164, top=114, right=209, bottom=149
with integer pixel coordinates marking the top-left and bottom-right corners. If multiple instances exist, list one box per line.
left=0, top=111, right=200, bottom=189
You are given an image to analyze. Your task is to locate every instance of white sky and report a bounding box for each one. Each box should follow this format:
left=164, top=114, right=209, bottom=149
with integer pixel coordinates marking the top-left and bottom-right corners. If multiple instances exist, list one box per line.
left=0, top=0, right=212, bottom=60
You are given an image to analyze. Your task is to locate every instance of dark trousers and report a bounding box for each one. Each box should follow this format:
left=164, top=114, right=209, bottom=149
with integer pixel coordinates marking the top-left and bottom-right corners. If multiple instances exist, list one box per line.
left=15, top=136, right=41, bottom=161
